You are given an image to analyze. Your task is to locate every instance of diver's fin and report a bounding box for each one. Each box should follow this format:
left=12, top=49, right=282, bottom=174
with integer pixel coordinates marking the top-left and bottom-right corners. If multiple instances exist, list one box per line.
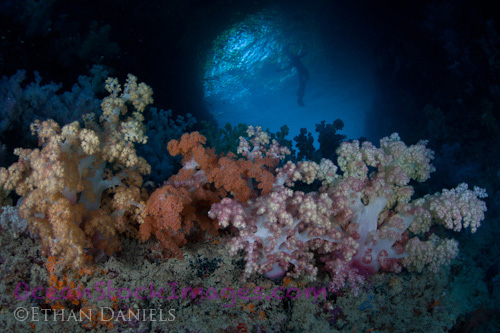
left=297, top=97, right=305, bottom=107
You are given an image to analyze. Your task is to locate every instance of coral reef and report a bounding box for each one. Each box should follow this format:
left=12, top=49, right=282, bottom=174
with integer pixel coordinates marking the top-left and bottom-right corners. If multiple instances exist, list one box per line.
left=0, top=72, right=488, bottom=298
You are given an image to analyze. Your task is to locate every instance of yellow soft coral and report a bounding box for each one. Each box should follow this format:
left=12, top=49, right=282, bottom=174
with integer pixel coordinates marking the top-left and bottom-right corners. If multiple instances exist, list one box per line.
left=0, top=74, right=153, bottom=268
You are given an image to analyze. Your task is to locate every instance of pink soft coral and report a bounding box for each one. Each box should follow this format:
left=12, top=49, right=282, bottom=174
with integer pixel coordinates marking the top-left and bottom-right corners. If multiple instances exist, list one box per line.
left=209, top=131, right=488, bottom=294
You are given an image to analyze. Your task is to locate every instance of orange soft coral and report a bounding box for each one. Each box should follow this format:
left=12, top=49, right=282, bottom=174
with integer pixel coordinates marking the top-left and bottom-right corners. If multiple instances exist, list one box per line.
left=140, top=185, right=193, bottom=258
left=140, top=129, right=289, bottom=257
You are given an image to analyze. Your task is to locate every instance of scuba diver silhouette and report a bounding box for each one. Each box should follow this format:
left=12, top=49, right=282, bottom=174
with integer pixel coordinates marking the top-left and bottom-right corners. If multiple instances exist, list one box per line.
left=283, top=46, right=310, bottom=107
